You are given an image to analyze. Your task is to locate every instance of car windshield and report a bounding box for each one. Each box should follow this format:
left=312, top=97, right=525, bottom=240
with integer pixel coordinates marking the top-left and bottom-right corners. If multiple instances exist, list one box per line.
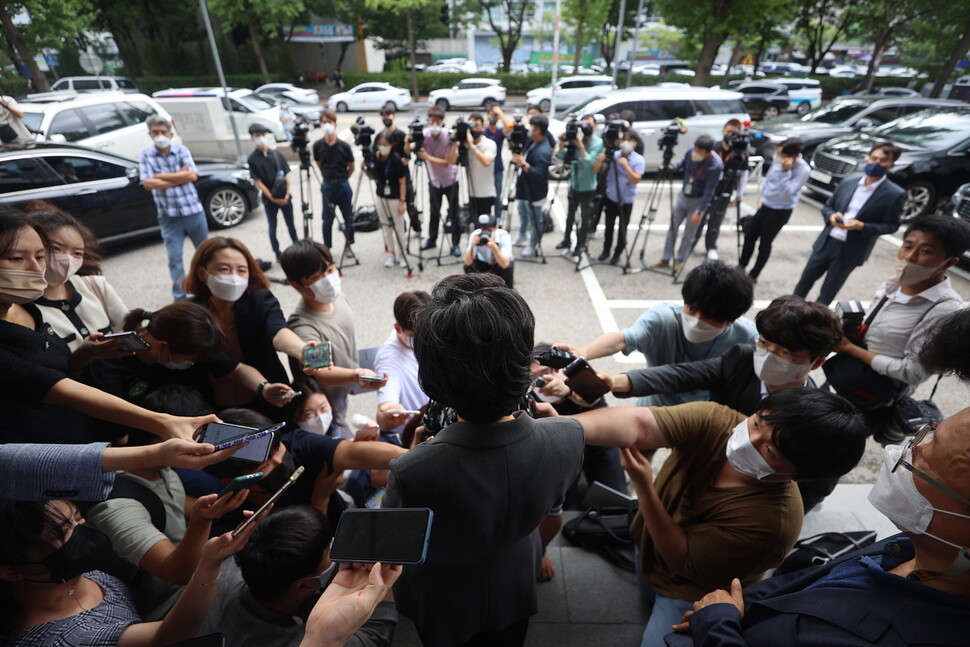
left=870, top=110, right=970, bottom=148
left=235, top=92, right=275, bottom=111
left=20, top=112, right=43, bottom=132
left=801, top=101, right=868, bottom=124
left=558, top=96, right=601, bottom=120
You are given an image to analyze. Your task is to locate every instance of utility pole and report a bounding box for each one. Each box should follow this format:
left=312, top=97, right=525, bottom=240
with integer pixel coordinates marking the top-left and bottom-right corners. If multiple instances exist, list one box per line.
left=626, top=0, right=645, bottom=88
left=611, top=0, right=627, bottom=85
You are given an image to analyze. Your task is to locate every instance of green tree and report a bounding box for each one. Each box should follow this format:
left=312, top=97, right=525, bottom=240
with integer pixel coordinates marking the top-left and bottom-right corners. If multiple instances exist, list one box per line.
left=894, top=0, right=970, bottom=97
left=854, top=0, right=932, bottom=92
left=208, top=0, right=306, bottom=83
left=592, top=0, right=638, bottom=72
left=0, top=0, right=95, bottom=91
left=457, top=0, right=533, bottom=72
left=793, top=0, right=861, bottom=73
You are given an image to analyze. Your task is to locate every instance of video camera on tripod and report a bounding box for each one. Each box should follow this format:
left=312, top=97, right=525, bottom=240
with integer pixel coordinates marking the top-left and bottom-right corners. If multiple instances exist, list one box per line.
left=290, top=115, right=313, bottom=169
left=657, top=119, right=687, bottom=169
left=409, top=117, right=425, bottom=153
left=350, top=116, right=376, bottom=173
left=723, top=126, right=752, bottom=172
left=562, top=119, right=581, bottom=163
left=507, top=114, right=529, bottom=155
left=451, top=116, right=470, bottom=166
left=602, top=118, right=627, bottom=155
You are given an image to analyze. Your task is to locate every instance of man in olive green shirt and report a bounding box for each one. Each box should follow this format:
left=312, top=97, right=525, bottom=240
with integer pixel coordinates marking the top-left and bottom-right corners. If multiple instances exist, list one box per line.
left=555, top=118, right=604, bottom=257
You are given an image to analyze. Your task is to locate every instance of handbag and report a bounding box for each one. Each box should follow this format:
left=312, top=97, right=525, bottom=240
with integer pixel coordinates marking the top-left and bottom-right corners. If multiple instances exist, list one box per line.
left=562, top=506, right=636, bottom=571
left=775, top=530, right=876, bottom=575
left=0, top=99, right=23, bottom=143
left=823, top=297, right=901, bottom=408
left=0, top=123, right=16, bottom=144
left=270, top=152, right=288, bottom=199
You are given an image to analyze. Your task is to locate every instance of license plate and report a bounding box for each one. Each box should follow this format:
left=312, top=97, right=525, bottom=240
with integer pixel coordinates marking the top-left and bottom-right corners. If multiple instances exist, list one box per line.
left=810, top=169, right=832, bottom=184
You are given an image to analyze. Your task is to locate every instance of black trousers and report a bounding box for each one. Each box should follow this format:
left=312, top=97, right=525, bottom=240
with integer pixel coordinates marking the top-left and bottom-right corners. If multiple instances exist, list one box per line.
left=468, top=196, right=495, bottom=225
left=602, top=198, right=633, bottom=256
left=428, top=181, right=461, bottom=245
left=739, top=205, right=793, bottom=279
left=465, top=258, right=514, bottom=289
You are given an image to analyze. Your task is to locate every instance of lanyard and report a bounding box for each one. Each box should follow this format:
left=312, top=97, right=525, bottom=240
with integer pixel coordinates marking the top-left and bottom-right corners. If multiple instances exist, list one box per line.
left=688, top=160, right=709, bottom=181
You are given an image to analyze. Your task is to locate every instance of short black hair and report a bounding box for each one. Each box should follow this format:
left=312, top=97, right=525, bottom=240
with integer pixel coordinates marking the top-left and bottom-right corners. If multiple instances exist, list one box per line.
left=779, top=137, right=804, bottom=156
left=680, top=261, right=754, bottom=323
left=236, top=506, right=333, bottom=604
left=530, top=114, right=549, bottom=135
left=870, top=140, right=903, bottom=162
left=427, top=105, right=446, bottom=121
left=758, top=387, right=867, bottom=480
left=694, top=135, right=715, bottom=152
left=413, top=273, right=534, bottom=422
left=469, top=112, right=484, bottom=124
left=755, top=295, right=843, bottom=359
left=280, top=239, right=334, bottom=283
left=248, top=123, right=270, bottom=135
left=903, top=215, right=970, bottom=259
left=379, top=106, right=396, bottom=116
left=918, top=310, right=970, bottom=382
left=393, top=290, right=431, bottom=330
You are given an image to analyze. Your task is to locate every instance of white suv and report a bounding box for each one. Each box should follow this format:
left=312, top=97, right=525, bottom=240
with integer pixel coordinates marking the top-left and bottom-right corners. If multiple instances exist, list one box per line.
left=428, top=79, right=506, bottom=110
left=526, top=76, right=617, bottom=111
left=17, top=93, right=181, bottom=160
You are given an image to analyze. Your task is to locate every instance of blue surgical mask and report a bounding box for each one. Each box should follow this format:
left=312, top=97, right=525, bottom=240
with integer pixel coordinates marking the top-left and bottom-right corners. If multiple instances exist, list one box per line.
left=864, top=162, right=889, bottom=178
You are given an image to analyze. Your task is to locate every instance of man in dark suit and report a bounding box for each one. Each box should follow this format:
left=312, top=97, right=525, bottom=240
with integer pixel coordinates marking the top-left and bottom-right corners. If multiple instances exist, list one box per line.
left=793, top=141, right=906, bottom=305
left=664, top=406, right=970, bottom=647
left=383, top=273, right=585, bottom=647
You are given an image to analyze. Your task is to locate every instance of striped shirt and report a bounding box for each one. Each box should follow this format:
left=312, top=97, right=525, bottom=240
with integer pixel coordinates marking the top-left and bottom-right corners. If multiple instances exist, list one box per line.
left=138, top=144, right=203, bottom=217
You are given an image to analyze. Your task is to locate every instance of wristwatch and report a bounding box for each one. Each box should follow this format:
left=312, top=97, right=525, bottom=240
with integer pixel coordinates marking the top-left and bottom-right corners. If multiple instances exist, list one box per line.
left=256, top=381, right=269, bottom=398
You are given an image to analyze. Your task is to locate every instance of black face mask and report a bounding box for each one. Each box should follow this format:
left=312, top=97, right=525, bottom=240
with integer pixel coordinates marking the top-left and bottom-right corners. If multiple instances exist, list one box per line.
left=27, top=525, right=115, bottom=583
left=488, top=117, right=498, bottom=126
left=258, top=450, right=298, bottom=492
left=382, top=118, right=393, bottom=128
left=471, top=129, right=483, bottom=140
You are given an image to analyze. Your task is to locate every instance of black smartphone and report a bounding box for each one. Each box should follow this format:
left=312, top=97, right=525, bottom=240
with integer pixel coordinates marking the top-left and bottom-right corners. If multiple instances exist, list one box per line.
left=231, top=466, right=305, bottom=537
left=218, top=472, right=263, bottom=497
left=564, top=357, right=610, bottom=402
left=102, top=331, right=151, bottom=351
left=358, top=374, right=384, bottom=383
left=199, top=422, right=281, bottom=466
left=302, top=342, right=333, bottom=369
left=331, top=508, right=434, bottom=565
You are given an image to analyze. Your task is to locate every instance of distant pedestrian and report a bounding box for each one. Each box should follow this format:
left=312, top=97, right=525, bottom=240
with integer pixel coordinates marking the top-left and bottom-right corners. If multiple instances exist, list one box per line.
left=248, top=124, right=297, bottom=262
left=333, top=70, right=344, bottom=91
left=0, top=90, right=32, bottom=149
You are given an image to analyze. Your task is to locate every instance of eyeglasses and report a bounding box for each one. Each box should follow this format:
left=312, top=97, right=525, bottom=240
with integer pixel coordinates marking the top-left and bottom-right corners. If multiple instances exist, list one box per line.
left=752, top=337, right=812, bottom=366
left=892, top=423, right=970, bottom=508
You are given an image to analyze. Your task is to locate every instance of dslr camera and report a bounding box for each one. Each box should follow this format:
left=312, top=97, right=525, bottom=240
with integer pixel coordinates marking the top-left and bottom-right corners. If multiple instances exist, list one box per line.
left=532, top=346, right=574, bottom=370
left=835, top=301, right=867, bottom=344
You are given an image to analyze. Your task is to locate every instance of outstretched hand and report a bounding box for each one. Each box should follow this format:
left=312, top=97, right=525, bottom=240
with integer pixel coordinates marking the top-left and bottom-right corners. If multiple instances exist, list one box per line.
left=302, top=562, right=403, bottom=647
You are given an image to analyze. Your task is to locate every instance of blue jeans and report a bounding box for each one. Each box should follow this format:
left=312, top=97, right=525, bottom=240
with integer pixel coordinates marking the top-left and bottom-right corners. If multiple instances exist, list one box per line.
left=494, top=170, right=504, bottom=221
left=517, top=199, right=543, bottom=247
left=263, top=197, right=298, bottom=258
left=322, top=180, right=354, bottom=247
left=634, top=547, right=694, bottom=647
left=158, top=211, right=208, bottom=300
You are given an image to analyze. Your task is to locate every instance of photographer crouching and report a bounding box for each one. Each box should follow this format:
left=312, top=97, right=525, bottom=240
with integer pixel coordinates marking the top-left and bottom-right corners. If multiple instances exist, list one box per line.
left=464, top=213, right=514, bottom=288
left=555, top=118, right=605, bottom=257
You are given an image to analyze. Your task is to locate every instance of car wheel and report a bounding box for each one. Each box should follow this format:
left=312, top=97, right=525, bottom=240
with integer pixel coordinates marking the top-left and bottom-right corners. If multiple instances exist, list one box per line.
left=902, top=180, right=937, bottom=223
left=762, top=105, right=780, bottom=119
left=336, top=102, right=349, bottom=113
left=539, top=98, right=551, bottom=112
left=548, top=156, right=571, bottom=182
left=483, top=98, right=497, bottom=110
left=795, top=102, right=811, bottom=116
left=435, top=98, right=449, bottom=110
left=205, top=186, right=248, bottom=229
left=383, top=101, right=398, bottom=112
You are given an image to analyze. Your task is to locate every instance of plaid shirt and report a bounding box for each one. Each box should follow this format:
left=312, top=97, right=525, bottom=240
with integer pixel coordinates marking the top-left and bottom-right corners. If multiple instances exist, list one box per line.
left=138, top=144, right=204, bottom=217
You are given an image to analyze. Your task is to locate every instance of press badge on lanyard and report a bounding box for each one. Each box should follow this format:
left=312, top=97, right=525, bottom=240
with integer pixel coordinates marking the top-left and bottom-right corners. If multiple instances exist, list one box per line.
left=684, top=161, right=707, bottom=197
left=383, top=163, right=392, bottom=196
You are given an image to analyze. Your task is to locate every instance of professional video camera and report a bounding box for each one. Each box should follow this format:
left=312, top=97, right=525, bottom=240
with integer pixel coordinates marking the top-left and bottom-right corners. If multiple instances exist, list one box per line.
left=562, top=119, right=581, bottom=163
left=290, top=115, right=312, bottom=169
left=409, top=117, right=425, bottom=153
left=507, top=114, right=529, bottom=155
left=422, top=394, right=538, bottom=438
left=657, top=120, right=682, bottom=152
left=451, top=116, right=470, bottom=166
left=350, top=116, right=376, bottom=172
left=602, top=118, right=627, bottom=154
left=532, top=346, right=574, bottom=370
left=835, top=300, right=866, bottom=344
left=723, top=125, right=752, bottom=172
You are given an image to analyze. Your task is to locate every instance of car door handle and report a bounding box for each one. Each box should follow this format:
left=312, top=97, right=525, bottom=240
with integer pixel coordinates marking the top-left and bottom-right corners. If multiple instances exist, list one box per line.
left=75, top=188, right=98, bottom=195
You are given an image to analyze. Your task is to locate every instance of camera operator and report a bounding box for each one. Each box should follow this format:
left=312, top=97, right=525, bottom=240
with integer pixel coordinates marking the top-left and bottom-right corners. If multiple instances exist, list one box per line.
left=311, top=110, right=355, bottom=249
left=704, top=119, right=751, bottom=260
left=652, top=135, right=723, bottom=274
left=598, top=131, right=644, bottom=265
left=486, top=105, right=513, bottom=219
left=415, top=106, right=462, bottom=256
left=465, top=113, right=498, bottom=220
left=247, top=124, right=297, bottom=262
left=555, top=120, right=604, bottom=256
left=376, top=107, right=416, bottom=222
left=510, top=114, right=552, bottom=257
left=739, top=137, right=810, bottom=280
left=463, top=213, right=514, bottom=288
left=364, top=132, right=409, bottom=267
left=618, top=109, right=645, bottom=155
left=826, top=215, right=970, bottom=444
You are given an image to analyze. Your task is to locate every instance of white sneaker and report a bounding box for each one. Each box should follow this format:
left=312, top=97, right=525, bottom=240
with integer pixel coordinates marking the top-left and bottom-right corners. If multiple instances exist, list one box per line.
left=522, top=245, right=535, bottom=257
left=707, top=249, right=719, bottom=261
left=512, top=232, right=528, bottom=247
left=384, top=255, right=398, bottom=268
left=395, top=256, right=408, bottom=267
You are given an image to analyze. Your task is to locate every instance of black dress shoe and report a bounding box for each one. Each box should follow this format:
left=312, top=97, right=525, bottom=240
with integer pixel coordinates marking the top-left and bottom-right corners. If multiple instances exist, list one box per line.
left=873, top=425, right=909, bottom=447
left=420, top=239, right=437, bottom=251
left=572, top=246, right=583, bottom=257
left=452, top=244, right=462, bottom=257
left=597, top=250, right=610, bottom=262
left=257, top=258, right=272, bottom=271
left=555, top=239, right=570, bottom=250
left=610, top=252, right=622, bottom=265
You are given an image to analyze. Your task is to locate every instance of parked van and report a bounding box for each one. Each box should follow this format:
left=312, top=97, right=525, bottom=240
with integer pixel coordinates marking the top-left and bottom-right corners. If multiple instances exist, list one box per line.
left=50, top=76, right=140, bottom=93
left=153, top=88, right=286, bottom=142
left=554, top=87, right=750, bottom=170
left=17, top=93, right=181, bottom=160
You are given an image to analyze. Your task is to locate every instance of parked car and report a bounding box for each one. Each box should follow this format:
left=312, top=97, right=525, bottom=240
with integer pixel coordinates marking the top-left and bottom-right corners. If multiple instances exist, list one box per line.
left=49, top=76, right=139, bottom=94
left=806, top=106, right=970, bottom=221
left=327, top=82, right=412, bottom=112
left=869, top=87, right=922, bottom=97
left=0, top=144, right=259, bottom=243
left=765, top=77, right=822, bottom=115
left=254, top=83, right=319, bottom=104
left=428, top=78, right=506, bottom=110
left=732, top=82, right=790, bottom=120
left=525, top=75, right=616, bottom=112
left=17, top=93, right=182, bottom=161
left=551, top=87, right=750, bottom=176
left=750, top=96, right=964, bottom=165
left=153, top=87, right=287, bottom=141
left=943, top=182, right=970, bottom=262
left=425, top=58, right=478, bottom=74
left=759, top=62, right=808, bottom=77
left=254, top=88, right=322, bottom=126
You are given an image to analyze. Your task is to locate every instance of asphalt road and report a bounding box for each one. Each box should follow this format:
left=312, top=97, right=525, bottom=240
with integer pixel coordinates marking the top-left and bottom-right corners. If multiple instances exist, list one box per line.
left=101, top=110, right=970, bottom=484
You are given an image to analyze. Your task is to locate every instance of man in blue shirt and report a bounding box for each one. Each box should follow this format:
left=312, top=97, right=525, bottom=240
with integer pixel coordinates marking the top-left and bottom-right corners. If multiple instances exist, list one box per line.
left=653, top=135, right=723, bottom=274
left=138, top=115, right=208, bottom=300
left=599, top=131, right=644, bottom=265
left=511, top=114, right=551, bottom=258
left=486, top=105, right=511, bottom=221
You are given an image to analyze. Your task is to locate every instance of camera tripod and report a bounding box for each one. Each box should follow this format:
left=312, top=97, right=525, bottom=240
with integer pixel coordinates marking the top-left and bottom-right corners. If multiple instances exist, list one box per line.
left=577, top=152, right=629, bottom=272
left=623, top=128, right=681, bottom=277
left=295, top=146, right=360, bottom=274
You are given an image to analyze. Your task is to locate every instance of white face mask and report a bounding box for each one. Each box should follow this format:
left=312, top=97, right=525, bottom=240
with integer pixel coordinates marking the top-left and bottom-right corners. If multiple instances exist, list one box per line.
left=45, top=253, right=83, bottom=288
left=160, top=358, right=196, bottom=370
left=681, top=310, right=724, bottom=344
left=377, top=144, right=392, bottom=157
left=691, top=150, right=706, bottom=162
left=896, top=257, right=947, bottom=287
left=303, top=412, right=334, bottom=436
left=305, top=561, right=337, bottom=591
left=153, top=134, right=172, bottom=149
left=620, top=141, right=634, bottom=154
left=752, top=346, right=811, bottom=387
left=309, top=272, right=341, bottom=303
left=321, top=123, right=335, bottom=137
left=429, top=125, right=442, bottom=137
left=206, top=272, right=248, bottom=302
left=726, top=418, right=779, bottom=481
left=255, top=135, right=272, bottom=149
left=0, top=269, right=47, bottom=305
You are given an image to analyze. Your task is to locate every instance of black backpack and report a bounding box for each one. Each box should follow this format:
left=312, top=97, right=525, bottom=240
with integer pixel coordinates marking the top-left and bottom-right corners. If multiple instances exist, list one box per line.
left=352, top=205, right=380, bottom=232
left=561, top=506, right=635, bottom=571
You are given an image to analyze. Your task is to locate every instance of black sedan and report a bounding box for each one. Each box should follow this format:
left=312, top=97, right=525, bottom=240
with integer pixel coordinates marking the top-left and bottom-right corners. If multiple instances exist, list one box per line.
left=732, top=82, right=790, bottom=120
left=0, top=144, right=259, bottom=245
